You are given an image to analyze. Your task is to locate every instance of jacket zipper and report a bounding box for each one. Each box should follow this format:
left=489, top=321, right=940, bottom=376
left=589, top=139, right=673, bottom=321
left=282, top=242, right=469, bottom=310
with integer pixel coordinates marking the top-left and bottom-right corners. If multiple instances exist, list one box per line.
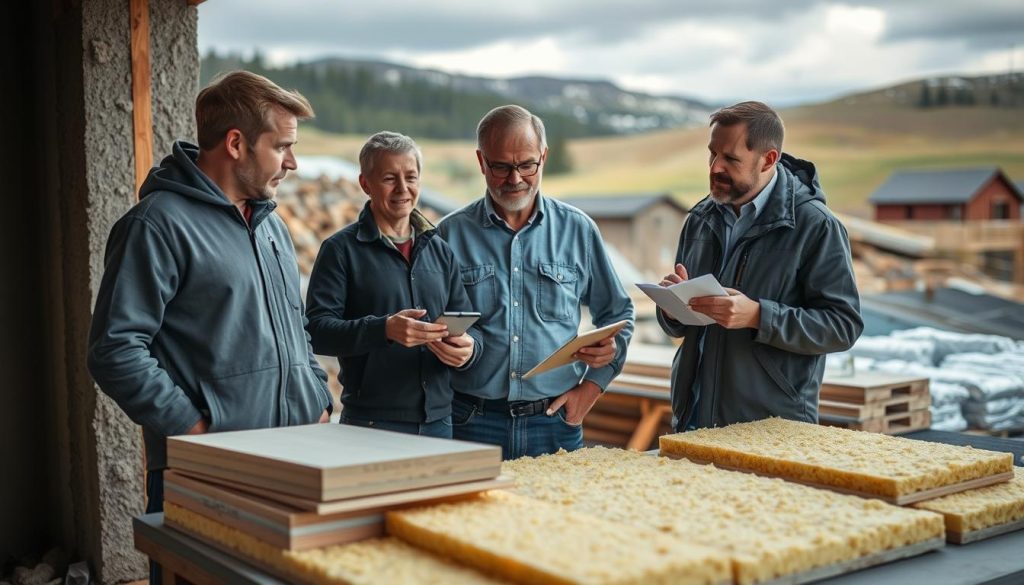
left=269, top=236, right=301, bottom=310
left=252, top=227, right=288, bottom=426
left=734, top=250, right=750, bottom=288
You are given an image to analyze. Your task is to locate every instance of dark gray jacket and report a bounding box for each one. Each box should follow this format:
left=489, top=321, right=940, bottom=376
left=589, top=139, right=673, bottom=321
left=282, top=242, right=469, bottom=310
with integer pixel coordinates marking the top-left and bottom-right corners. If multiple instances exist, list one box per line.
left=658, top=154, right=863, bottom=430
left=88, top=141, right=332, bottom=470
left=305, top=203, right=482, bottom=423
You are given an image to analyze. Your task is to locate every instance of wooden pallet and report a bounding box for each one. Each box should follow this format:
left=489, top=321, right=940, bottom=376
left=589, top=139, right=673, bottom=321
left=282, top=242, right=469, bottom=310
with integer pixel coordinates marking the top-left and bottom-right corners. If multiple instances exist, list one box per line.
left=820, top=373, right=929, bottom=404
left=821, top=409, right=932, bottom=434
left=819, top=393, right=931, bottom=419
left=584, top=386, right=672, bottom=452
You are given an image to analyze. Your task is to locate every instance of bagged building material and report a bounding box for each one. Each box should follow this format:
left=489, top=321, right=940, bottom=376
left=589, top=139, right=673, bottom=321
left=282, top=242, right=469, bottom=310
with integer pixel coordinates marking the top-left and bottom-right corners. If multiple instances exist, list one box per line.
left=849, top=336, right=935, bottom=366
left=892, top=328, right=1018, bottom=364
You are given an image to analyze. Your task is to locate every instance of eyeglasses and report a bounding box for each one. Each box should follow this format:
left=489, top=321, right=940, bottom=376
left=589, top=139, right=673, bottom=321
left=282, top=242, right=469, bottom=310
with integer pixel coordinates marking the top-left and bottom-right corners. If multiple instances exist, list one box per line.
left=484, top=157, right=542, bottom=179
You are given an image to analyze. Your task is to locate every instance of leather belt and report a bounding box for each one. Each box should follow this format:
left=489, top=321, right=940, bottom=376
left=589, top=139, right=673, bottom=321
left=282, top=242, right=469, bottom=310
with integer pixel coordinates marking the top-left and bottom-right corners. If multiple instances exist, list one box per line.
left=454, top=392, right=551, bottom=418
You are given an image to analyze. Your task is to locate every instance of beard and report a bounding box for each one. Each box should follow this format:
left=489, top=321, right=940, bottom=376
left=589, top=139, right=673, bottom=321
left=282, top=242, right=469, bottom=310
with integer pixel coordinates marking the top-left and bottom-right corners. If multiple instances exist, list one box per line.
left=236, top=157, right=281, bottom=201
left=709, top=171, right=755, bottom=204
left=489, top=181, right=537, bottom=212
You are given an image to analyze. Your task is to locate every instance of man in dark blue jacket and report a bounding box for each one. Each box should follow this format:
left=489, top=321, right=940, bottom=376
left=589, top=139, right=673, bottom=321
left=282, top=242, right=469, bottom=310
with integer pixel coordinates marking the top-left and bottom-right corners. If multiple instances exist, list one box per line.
left=306, top=131, right=481, bottom=438
left=658, top=101, right=863, bottom=431
left=87, top=71, right=333, bottom=559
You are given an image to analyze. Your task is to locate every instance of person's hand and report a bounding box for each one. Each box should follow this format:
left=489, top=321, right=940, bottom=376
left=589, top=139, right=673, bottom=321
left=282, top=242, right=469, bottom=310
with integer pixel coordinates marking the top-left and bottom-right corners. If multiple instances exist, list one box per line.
left=659, top=263, right=688, bottom=287
left=386, top=309, right=449, bottom=347
left=319, top=408, right=330, bottom=423
left=186, top=417, right=209, bottom=435
left=546, top=380, right=602, bottom=425
left=689, top=288, right=760, bottom=329
left=574, top=334, right=616, bottom=369
left=659, top=263, right=689, bottom=320
left=427, top=333, right=475, bottom=368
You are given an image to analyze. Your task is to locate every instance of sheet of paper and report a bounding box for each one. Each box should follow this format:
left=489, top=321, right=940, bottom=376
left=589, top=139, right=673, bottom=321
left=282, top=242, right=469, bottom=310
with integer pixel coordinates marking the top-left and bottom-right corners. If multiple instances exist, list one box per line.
left=635, top=274, right=729, bottom=326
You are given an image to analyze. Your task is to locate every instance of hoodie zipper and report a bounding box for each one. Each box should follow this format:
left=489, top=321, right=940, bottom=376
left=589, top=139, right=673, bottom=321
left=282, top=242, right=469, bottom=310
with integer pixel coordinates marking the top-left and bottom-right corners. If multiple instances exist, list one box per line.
left=269, top=235, right=301, bottom=310
left=246, top=217, right=289, bottom=426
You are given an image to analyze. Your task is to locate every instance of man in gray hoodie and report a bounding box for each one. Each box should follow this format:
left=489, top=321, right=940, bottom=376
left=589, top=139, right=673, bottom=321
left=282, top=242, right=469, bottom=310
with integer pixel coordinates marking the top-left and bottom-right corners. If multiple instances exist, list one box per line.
left=657, top=101, right=862, bottom=431
left=88, top=71, right=333, bottom=544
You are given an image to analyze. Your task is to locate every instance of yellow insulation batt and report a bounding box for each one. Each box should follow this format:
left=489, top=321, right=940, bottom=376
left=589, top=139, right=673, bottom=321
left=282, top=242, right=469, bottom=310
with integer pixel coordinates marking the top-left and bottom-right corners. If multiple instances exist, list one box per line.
left=914, top=466, right=1024, bottom=535
left=505, top=447, right=944, bottom=585
left=386, top=490, right=731, bottom=585
left=659, top=417, right=1012, bottom=498
left=164, top=502, right=509, bottom=584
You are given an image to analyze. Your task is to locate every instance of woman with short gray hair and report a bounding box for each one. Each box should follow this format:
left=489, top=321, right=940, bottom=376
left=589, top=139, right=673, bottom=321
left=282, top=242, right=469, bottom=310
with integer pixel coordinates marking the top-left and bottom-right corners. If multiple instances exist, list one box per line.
left=306, top=131, right=482, bottom=438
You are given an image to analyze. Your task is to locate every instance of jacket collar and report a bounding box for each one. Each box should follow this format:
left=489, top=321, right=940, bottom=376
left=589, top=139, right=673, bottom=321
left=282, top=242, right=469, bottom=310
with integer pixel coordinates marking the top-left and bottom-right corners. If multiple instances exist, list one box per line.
left=355, top=201, right=436, bottom=243
left=690, top=160, right=798, bottom=238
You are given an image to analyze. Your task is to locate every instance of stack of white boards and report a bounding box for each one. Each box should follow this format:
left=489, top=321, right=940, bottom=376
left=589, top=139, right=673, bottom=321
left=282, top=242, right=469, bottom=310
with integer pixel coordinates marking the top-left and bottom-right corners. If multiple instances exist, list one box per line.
left=163, top=423, right=508, bottom=550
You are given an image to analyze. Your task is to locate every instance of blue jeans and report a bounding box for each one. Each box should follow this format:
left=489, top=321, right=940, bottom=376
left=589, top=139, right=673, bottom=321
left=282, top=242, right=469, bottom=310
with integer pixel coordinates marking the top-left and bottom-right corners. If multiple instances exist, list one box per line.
left=146, top=469, right=164, bottom=585
left=338, top=413, right=453, bottom=439
left=451, top=397, right=583, bottom=460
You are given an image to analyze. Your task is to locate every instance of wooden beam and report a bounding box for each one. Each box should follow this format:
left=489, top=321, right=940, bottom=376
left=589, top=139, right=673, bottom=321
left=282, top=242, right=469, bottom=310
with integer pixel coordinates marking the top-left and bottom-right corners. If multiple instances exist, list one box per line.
left=130, top=0, right=152, bottom=198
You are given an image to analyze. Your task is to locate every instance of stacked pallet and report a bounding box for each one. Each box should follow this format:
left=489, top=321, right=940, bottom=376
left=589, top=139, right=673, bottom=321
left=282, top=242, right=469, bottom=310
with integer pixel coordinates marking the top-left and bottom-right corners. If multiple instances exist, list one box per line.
left=162, top=424, right=507, bottom=551
left=819, top=372, right=932, bottom=434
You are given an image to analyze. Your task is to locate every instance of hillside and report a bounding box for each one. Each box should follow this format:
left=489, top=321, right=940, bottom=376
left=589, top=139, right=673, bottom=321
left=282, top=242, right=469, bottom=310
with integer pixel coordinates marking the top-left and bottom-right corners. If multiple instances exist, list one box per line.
left=289, top=70, right=1024, bottom=214
left=201, top=52, right=712, bottom=142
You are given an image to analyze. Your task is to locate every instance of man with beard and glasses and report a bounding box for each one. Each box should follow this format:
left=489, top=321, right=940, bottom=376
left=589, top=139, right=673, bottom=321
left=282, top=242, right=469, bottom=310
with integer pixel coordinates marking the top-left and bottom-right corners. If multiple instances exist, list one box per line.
left=88, top=71, right=333, bottom=582
left=656, top=101, right=862, bottom=432
left=437, top=105, right=634, bottom=460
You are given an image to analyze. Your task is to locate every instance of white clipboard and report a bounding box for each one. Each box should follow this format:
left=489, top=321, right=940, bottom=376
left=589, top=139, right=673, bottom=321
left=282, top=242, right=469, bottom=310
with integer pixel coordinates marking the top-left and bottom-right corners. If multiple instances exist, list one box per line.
left=521, top=320, right=630, bottom=379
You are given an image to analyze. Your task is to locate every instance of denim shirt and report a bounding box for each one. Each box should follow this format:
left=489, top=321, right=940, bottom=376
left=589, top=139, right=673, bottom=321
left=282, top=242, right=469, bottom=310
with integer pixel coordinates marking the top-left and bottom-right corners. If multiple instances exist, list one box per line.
left=437, top=193, right=635, bottom=402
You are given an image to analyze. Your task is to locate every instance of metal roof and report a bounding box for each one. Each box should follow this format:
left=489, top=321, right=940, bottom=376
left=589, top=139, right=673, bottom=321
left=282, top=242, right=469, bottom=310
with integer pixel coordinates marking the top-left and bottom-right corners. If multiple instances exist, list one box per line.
left=860, top=287, right=1024, bottom=340
left=868, top=167, right=1021, bottom=205
left=561, top=193, right=688, bottom=218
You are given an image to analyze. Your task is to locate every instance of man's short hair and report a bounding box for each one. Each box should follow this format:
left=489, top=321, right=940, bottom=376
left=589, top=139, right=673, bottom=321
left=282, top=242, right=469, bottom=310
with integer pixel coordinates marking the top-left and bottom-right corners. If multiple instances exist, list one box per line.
left=195, top=70, right=314, bottom=150
left=476, top=105, right=547, bottom=150
left=358, top=131, right=423, bottom=176
left=709, top=101, right=784, bottom=153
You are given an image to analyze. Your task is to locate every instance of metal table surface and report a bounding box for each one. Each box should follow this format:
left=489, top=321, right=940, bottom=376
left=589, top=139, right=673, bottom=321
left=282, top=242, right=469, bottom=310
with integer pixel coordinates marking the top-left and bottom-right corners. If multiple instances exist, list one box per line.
left=135, top=431, right=1024, bottom=585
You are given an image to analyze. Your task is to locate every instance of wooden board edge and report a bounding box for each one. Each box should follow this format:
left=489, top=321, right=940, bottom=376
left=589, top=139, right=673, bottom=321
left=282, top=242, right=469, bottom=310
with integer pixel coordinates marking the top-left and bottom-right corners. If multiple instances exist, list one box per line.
left=948, top=516, right=1024, bottom=544
left=895, top=471, right=1015, bottom=505
left=759, top=537, right=945, bottom=585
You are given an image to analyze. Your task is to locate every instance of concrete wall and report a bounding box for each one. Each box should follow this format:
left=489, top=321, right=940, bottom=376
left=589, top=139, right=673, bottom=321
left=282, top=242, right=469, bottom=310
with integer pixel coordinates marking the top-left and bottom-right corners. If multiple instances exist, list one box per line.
left=0, top=0, right=198, bottom=581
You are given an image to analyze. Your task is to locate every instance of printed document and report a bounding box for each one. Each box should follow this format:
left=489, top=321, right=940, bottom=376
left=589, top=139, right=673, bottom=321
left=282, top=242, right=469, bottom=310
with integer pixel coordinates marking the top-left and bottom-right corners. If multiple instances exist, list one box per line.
left=635, top=274, right=729, bottom=326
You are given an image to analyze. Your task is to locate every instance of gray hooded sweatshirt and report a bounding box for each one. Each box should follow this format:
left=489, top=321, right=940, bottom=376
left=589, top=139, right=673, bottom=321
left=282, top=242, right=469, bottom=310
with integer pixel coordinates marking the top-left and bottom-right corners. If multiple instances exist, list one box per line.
left=88, top=141, right=332, bottom=470
left=657, top=154, right=863, bottom=430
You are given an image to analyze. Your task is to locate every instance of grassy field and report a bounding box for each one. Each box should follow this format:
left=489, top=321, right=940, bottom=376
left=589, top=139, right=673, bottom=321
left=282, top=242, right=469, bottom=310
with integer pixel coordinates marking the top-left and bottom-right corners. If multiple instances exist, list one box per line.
left=296, top=105, right=1024, bottom=215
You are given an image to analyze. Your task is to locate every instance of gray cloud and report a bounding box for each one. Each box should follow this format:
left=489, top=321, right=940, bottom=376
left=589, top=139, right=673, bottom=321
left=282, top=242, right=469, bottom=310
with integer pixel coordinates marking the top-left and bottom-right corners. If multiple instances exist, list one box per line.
left=197, top=0, right=1022, bottom=104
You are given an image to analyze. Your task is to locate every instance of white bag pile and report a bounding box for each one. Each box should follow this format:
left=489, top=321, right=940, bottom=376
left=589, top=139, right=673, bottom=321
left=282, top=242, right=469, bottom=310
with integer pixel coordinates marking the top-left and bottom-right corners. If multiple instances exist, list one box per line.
left=836, top=327, right=1024, bottom=432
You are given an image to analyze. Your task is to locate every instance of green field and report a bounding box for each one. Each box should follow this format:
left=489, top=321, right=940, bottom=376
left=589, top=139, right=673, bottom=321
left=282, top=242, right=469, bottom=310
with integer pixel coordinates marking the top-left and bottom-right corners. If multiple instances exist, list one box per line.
left=296, top=105, right=1024, bottom=215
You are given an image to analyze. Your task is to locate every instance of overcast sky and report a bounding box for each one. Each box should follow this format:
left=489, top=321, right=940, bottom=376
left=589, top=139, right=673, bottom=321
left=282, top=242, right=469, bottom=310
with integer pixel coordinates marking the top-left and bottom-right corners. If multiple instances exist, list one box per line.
left=197, top=0, right=1024, bottom=106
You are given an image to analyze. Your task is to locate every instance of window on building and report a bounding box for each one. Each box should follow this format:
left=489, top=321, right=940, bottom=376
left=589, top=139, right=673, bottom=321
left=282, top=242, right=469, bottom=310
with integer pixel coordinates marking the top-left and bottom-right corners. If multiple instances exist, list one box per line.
left=904, top=205, right=914, bottom=219
left=981, top=251, right=1015, bottom=282
left=945, top=205, right=962, bottom=220
left=992, top=201, right=1010, bottom=220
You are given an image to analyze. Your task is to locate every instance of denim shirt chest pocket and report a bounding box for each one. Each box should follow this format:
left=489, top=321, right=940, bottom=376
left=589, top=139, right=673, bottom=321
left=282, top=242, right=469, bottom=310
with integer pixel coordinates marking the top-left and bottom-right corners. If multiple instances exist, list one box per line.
left=537, top=262, right=578, bottom=321
left=460, top=264, right=497, bottom=314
